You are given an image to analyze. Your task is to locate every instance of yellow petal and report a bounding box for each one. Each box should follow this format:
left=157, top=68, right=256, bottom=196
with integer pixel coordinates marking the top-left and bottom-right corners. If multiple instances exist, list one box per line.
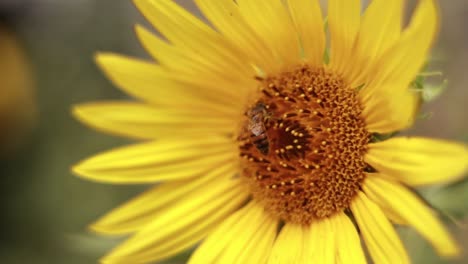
left=134, top=25, right=254, bottom=97
left=360, top=0, right=438, bottom=133
left=73, top=136, right=236, bottom=184
left=91, top=163, right=237, bottom=235
left=73, top=101, right=235, bottom=140
left=346, top=0, right=403, bottom=87
left=366, top=0, right=438, bottom=90
left=133, top=24, right=174, bottom=65
left=235, top=216, right=277, bottom=264
left=363, top=88, right=421, bottom=134
left=132, top=0, right=249, bottom=78
left=302, top=217, right=335, bottom=263
left=268, top=223, right=304, bottom=264
left=188, top=204, right=250, bottom=264
left=366, top=137, right=468, bottom=186
left=286, top=0, right=325, bottom=66
left=101, top=177, right=248, bottom=263
left=328, top=0, right=361, bottom=73
left=330, top=213, right=366, bottom=264
left=363, top=176, right=461, bottom=257
left=192, top=0, right=277, bottom=73
left=362, top=181, right=407, bottom=225
left=218, top=206, right=277, bottom=264
left=189, top=202, right=276, bottom=264
left=95, top=53, right=239, bottom=115
left=236, top=0, right=301, bottom=71
left=351, top=192, right=409, bottom=264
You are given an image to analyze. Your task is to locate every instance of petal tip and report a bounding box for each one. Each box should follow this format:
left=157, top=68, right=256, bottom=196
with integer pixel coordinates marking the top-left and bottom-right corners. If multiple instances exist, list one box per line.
left=94, top=52, right=116, bottom=68
left=133, top=24, right=145, bottom=35
left=72, top=160, right=107, bottom=183
left=72, top=104, right=89, bottom=121
left=71, top=163, right=91, bottom=179
left=88, top=222, right=122, bottom=236
left=88, top=222, right=106, bottom=234
left=131, top=0, right=145, bottom=10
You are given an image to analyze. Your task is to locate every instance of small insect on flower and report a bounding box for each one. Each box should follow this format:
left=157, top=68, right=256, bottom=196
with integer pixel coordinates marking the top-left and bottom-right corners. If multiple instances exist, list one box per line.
left=246, top=101, right=271, bottom=155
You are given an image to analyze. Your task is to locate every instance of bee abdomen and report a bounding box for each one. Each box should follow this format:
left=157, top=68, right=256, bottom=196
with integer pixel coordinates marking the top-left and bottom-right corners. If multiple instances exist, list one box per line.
left=253, top=135, right=269, bottom=155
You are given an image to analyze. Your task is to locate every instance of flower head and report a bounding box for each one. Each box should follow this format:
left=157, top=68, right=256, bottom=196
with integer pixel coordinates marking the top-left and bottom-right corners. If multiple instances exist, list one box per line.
left=74, top=0, right=468, bottom=263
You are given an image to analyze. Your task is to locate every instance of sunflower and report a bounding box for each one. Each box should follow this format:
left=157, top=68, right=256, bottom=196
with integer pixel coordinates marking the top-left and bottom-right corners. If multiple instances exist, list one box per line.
left=73, top=0, right=468, bottom=263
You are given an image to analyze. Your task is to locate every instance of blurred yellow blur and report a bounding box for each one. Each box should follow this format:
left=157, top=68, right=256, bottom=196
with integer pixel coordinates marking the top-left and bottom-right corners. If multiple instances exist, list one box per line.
left=0, top=24, right=36, bottom=154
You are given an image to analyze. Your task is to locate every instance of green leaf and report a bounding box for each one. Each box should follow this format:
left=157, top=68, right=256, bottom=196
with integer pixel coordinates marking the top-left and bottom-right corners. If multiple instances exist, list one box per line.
left=411, top=74, right=426, bottom=90
left=421, top=79, right=448, bottom=102
left=417, top=111, right=434, bottom=120
left=370, top=132, right=398, bottom=143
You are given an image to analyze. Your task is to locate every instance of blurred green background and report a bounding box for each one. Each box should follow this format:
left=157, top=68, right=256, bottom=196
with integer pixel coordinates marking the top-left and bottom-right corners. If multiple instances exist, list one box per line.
left=0, top=0, right=467, bottom=263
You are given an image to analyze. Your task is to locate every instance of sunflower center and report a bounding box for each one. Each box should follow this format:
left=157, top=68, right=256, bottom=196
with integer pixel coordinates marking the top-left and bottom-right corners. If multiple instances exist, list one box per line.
left=237, top=65, right=371, bottom=224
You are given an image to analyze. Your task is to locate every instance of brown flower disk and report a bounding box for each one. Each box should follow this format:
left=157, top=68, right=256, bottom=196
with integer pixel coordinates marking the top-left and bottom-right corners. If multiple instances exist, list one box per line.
left=238, top=66, right=371, bottom=224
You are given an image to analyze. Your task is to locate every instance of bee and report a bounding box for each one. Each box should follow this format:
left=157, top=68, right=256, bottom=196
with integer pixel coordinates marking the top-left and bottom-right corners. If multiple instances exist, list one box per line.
left=246, top=102, right=271, bottom=155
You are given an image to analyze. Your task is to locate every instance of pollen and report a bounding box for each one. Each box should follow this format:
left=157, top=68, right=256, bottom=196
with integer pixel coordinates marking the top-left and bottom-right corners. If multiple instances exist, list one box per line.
left=237, top=66, right=370, bottom=224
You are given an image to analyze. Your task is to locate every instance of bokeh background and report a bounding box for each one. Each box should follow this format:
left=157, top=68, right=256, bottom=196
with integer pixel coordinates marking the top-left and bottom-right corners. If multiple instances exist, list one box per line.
left=0, top=0, right=466, bottom=263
